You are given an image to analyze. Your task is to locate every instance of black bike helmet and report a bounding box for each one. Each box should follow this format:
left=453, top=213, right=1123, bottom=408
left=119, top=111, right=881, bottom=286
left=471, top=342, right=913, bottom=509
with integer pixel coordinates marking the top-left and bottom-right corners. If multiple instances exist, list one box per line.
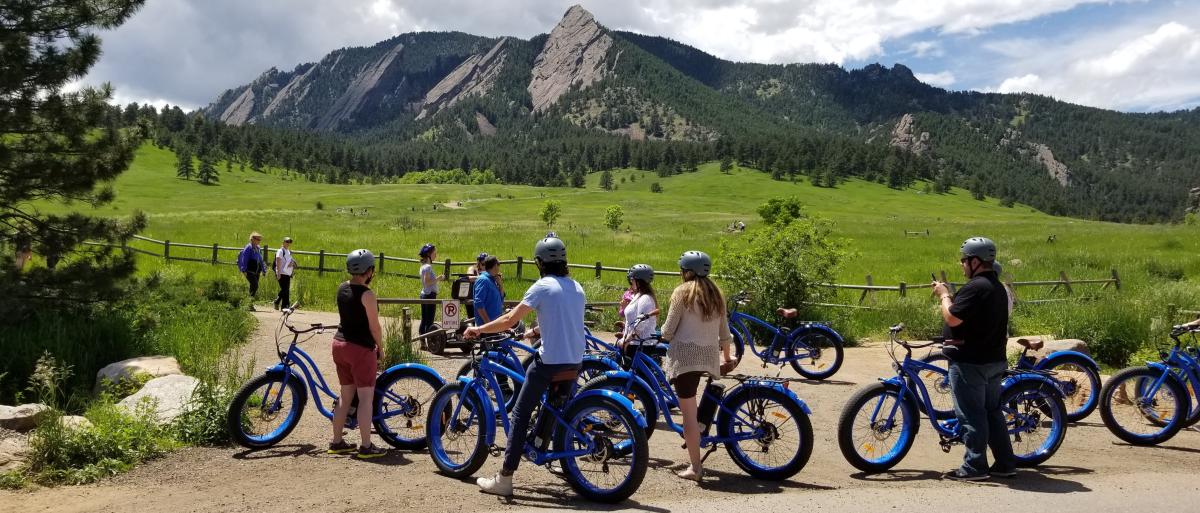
left=419, top=243, right=436, bottom=258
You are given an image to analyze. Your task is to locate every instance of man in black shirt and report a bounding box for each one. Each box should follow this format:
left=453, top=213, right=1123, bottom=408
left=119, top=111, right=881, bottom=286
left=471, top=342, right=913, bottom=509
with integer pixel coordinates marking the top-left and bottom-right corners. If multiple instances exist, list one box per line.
left=932, top=236, right=1015, bottom=481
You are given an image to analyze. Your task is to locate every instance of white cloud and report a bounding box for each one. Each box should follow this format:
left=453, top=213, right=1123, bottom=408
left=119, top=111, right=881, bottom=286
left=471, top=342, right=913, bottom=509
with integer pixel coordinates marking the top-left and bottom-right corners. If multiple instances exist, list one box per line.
left=905, top=41, right=945, bottom=58
left=915, top=71, right=957, bottom=87
left=994, top=21, right=1200, bottom=111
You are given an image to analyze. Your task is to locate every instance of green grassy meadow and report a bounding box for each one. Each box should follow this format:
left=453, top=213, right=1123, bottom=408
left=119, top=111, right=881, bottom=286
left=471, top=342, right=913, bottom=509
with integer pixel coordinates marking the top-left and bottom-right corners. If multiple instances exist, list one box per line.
left=52, top=144, right=1200, bottom=362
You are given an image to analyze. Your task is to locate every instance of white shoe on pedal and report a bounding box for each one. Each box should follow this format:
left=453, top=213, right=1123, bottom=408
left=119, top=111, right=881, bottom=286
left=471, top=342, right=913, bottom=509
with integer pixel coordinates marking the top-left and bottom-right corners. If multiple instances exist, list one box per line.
left=477, top=473, right=513, bottom=496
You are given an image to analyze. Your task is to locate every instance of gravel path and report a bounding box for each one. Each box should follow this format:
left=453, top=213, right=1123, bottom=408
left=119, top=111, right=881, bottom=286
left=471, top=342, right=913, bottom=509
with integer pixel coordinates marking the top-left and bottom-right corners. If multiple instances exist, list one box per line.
left=3, top=310, right=1198, bottom=512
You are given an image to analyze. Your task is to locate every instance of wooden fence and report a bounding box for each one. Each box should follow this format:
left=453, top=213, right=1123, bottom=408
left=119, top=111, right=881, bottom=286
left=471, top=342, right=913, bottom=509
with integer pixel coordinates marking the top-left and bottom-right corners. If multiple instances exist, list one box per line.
left=99, top=235, right=1121, bottom=309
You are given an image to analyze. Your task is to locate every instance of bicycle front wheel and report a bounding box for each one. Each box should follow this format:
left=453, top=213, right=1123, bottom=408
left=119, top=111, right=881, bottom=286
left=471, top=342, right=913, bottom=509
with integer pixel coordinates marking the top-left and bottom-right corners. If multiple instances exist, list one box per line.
left=1003, top=380, right=1067, bottom=467
left=555, top=395, right=648, bottom=503
left=374, top=369, right=442, bottom=450
left=837, top=382, right=919, bottom=473
left=717, top=385, right=813, bottom=480
left=1099, top=366, right=1189, bottom=445
left=226, top=371, right=307, bottom=449
left=426, top=382, right=488, bottom=477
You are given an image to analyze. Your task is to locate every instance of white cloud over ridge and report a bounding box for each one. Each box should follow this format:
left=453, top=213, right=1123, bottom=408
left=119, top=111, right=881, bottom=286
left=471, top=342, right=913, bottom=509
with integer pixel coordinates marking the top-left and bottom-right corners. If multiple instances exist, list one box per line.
left=915, top=71, right=957, bottom=87
left=995, top=21, right=1200, bottom=111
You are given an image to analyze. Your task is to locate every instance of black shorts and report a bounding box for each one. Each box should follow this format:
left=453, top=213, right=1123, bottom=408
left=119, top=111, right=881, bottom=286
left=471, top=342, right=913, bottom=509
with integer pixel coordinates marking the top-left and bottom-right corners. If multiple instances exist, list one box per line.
left=672, top=372, right=704, bottom=399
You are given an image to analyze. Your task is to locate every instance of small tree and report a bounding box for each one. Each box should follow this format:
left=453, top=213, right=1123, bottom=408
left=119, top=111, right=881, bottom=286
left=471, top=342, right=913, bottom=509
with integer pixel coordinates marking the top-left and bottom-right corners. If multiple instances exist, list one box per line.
left=175, top=146, right=193, bottom=180
left=719, top=215, right=844, bottom=321
left=970, top=178, right=985, bottom=201
left=197, top=150, right=219, bottom=185
left=720, top=156, right=733, bottom=174
left=540, top=200, right=561, bottom=229
left=650, top=182, right=663, bottom=193
left=600, top=170, right=614, bottom=191
left=757, top=197, right=806, bottom=226
left=605, top=205, right=624, bottom=232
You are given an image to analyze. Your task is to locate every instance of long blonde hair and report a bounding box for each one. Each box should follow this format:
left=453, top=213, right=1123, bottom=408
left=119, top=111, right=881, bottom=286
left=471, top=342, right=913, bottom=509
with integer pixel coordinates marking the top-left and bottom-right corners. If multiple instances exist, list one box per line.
left=675, top=271, right=725, bottom=320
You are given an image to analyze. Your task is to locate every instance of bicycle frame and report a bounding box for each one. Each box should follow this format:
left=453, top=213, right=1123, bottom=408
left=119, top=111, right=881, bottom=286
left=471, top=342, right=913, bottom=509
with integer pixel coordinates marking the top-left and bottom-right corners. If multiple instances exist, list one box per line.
left=1144, top=343, right=1200, bottom=414
left=728, top=310, right=833, bottom=366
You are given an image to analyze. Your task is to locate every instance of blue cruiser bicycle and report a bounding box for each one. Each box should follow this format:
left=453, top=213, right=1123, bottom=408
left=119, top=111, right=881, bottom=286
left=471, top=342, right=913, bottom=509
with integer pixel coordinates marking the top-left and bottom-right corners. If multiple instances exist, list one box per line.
left=226, top=305, right=446, bottom=450
left=426, top=331, right=649, bottom=503
left=1098, top=324, right=1200, bottom=445
left=728, top=291, right=845, bottom=379
left=837, top=323, right=1068, bottom=472
left=579, top=313, right=815, bottom=480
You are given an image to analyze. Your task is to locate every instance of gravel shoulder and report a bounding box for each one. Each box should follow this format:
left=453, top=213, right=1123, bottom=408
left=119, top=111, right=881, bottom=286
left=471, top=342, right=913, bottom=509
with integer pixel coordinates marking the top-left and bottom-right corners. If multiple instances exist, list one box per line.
left=3, top=310, right=1198, bottom=512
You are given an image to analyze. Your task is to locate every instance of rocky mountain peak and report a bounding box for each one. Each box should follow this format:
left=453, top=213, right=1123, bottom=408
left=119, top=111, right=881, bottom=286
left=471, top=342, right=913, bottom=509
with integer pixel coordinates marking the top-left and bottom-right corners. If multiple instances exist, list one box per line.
left=527, top=5, right=614, bottom=112
left=417, top=38, right=510, bottom=120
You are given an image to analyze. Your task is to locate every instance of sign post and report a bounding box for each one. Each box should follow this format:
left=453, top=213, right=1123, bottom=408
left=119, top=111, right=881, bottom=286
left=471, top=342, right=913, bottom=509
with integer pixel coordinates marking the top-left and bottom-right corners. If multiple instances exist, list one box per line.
left=441, top=300, right=461, bottom=331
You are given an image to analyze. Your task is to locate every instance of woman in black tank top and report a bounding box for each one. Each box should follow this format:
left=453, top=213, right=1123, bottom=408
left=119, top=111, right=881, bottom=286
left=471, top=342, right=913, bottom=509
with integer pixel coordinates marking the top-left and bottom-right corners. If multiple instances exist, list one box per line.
left=329, top=249, right=387, bottom=459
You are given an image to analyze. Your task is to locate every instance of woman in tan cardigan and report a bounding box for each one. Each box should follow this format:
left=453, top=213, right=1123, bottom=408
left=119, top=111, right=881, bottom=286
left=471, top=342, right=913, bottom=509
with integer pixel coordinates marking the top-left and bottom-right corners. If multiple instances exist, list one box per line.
left=660, top=250, right=736, bottom=482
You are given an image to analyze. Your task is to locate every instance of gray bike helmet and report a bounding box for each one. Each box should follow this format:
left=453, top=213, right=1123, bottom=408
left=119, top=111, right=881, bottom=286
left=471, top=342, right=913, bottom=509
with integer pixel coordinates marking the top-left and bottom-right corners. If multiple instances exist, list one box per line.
left=534, top=236, right=567, bottom=264
left=678, top=250, right=712, bottom=277
left=627, top=264, right=654, bottom=283
left=346, top=249, right=375, bottom=274
left=960, top=237, right=997, bottom=262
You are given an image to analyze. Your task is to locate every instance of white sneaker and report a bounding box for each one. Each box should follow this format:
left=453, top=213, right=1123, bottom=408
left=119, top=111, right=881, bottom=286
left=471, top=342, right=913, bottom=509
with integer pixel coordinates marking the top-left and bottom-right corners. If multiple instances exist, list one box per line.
left=477, top=473, right=513, bottom=496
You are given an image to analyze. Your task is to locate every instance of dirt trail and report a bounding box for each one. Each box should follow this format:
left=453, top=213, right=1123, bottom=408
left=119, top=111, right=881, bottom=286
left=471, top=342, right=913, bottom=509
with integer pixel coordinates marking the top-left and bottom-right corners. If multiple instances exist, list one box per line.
left=3, top=310, right=1199, bottom=512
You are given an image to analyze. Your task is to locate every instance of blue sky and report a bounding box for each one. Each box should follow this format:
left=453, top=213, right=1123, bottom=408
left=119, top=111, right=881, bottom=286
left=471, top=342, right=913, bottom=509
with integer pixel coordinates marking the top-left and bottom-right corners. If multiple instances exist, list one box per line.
left=84, top=0, right=1200, bottom=113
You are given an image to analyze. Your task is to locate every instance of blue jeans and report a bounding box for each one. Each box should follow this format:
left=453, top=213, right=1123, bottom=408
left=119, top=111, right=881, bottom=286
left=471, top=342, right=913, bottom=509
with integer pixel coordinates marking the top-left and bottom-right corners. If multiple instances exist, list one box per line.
left=949, top=361, right=1015, bottom=475
left=502, top=358, right=580, bottom=472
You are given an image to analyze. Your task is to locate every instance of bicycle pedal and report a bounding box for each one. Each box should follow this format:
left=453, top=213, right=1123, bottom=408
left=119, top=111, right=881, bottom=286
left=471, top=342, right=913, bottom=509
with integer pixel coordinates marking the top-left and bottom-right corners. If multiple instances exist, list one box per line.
left=489, top=445, right=503, bottom=457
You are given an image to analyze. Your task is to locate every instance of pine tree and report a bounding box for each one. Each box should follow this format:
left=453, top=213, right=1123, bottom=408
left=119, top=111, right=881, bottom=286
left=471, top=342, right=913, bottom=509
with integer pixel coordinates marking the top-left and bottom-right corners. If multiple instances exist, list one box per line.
left=599, top=170, right=613, bottom=190
left=175, top=146, right=193, bottom=180
left=197, top=149, right=219, bottom=185
left=0, top=0, right=148, bottom=318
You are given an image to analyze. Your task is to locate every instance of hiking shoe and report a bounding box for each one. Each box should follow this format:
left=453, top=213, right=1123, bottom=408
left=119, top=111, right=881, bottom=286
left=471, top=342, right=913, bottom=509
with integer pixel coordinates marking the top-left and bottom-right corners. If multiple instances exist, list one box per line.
left=943, top=469, right=989, bottom=482
left=477, top=473, right=513, bottom=497
left=989, top=467, right=1017, bottom=478
left=273, top=298, right=281, bottom=310
left=354, top=444, right=387, bottom=459
left=326, top=441, right=356, bottom=454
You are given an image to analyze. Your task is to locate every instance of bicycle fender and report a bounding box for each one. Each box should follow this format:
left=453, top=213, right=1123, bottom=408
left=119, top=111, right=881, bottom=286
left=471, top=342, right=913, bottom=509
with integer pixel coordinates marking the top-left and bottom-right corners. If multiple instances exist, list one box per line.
left=1002, top=372, right=1064, bottom=396
left=264, top=364, right=304, bottom=380
left=743, top=381, right=813, bottom=415
left=786, top=323, right=844, bottom=344
left=584, top=354, right=621, bottom=371
left=1034, top=351, right=1099, bottom=372
left=573, top=389, right=648, bottom=429
left=378, top=363, right=446, bottom=387
left=455, top=376, right=498, bottom=445
left=596, top=370, right=657, bottom=401
left=880, top=376, right=905, bottom=387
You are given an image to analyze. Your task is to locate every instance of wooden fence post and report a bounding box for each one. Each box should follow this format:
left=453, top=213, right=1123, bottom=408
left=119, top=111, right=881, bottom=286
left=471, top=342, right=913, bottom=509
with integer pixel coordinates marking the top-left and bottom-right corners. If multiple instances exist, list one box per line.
left=163, top=240, right=170, bottom=260
left=262, top=245, right=269, bottom=267
left=898, top=281, right=907, bottom=297
left=595, top=261, right=602, bottom=280
left=444, top=258, right=451, bottom=280
left=378, top=253, right=385, bottom=273
left=318, top=250, right=325, bottom=276
left=1111, top=268, right=1121, bottom=290
left=515, top=256, right=523, bottom=281
left=211, top=243, right=219, bottom=264
left=859, top=275, right=873, bottom=304
left=940, top=270, right=955, bottom=293
left=401, top=307, right=412, bottom=348
left=1058, top=271, right=1073, bottom=294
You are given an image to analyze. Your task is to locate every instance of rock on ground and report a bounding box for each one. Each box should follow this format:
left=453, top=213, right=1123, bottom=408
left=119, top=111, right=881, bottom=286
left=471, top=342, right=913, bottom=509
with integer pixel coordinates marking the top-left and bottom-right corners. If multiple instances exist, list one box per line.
left=0, top=404, right=49, bottom=432
left=117, top=375, right=200, bottom=424
left=1007, top=336, right=1089, bottom=361
left=0, top=434, right=30, bottom=473
left=95, top=356, right=183, bottom=392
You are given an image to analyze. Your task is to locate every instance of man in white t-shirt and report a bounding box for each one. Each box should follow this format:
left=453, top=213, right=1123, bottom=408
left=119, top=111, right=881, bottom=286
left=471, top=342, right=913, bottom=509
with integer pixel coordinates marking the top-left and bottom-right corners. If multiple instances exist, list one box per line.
left=273, top=237, right=297, bottom=310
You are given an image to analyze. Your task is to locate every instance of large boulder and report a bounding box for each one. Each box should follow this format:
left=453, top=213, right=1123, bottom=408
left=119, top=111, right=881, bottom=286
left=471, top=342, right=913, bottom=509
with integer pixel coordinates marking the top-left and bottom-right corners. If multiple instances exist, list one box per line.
left=117, top=375, right=199, bottom=424
left=0, top=436, right=30, bottom=472
left=1007, top=336, right=1089, bottom=361
left=60, top=415, right=93, bottom=431
left=0, top=404, right=49, bottom=432
left=95, top=356, right=182, bottom=392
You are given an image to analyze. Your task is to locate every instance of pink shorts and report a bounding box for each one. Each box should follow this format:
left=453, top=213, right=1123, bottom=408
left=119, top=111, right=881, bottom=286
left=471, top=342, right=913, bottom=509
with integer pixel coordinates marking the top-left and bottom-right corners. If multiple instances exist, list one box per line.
left=332, top=339, right=378, bottom=388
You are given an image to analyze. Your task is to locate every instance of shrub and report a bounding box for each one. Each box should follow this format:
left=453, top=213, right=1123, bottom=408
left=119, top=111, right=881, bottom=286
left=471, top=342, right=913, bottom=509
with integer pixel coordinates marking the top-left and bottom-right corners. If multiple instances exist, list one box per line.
left=649, top=182, right=663, bottom=193
left=27, top=401, right=177, bottom=486
left=756, top=196, right=806, bottom=226
left=382, top=317, right=425, bottom=367
left=605, top=205, right=624, bottom=232
left=315, top=200, right=325, bottom=210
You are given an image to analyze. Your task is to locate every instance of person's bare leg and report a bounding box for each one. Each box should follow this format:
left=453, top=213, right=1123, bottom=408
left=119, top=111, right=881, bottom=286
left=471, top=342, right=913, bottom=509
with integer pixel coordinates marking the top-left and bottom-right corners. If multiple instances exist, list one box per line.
left=331, top=384, right=356, bottom=443
left=677, top=395, right=703, bottom=481
left=356, top=386, right=374, bottom=447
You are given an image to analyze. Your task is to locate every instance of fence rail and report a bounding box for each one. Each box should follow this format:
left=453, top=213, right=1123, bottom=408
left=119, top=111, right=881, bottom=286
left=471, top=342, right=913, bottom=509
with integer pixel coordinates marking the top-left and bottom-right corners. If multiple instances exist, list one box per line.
left=103, top=235, right=1120, bottom=309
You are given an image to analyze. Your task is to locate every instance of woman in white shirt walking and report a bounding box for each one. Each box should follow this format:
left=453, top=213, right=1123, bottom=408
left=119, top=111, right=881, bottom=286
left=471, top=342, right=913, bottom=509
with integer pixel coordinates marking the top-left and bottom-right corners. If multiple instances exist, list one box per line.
left=272, top=237, right=297, bottom=310
left=660, top=250, right=736, bottom=483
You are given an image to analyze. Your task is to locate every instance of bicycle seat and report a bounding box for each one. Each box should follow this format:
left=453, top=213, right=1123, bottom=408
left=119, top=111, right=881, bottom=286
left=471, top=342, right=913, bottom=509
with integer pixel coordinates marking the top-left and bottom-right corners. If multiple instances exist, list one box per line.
left=776, top=308, right=799, bottom=319
left=550, top=369, right=580, bottom=383
left=1016, top=338, right=1044, bottom=351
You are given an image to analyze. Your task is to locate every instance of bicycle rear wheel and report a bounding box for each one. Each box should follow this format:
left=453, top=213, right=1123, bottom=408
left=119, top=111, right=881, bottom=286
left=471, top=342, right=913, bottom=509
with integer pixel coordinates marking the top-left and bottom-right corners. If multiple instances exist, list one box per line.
left=788, top=331, right=844, bottom=380
left=1003, top=380, right=1067, bottom=467
left=717, top=385, right=813, bottom=480
left=426, top=383, right=489, bottom=477
left=555, top=395, right=648, bottom=503
left=1039, top=355, right=1100, bottom=422
left=374, top=369, right=442, bottom=450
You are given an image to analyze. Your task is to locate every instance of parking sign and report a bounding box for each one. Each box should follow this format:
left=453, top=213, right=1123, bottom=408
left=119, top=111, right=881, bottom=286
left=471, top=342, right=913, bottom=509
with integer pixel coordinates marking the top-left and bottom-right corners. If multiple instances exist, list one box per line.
left=441, top=300, right=460, bottom=330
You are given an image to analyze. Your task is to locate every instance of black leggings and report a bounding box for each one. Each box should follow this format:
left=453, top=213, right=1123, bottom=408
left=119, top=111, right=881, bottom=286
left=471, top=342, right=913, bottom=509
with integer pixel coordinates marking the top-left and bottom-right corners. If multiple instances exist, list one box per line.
left=672, top=372, right=704, bottom=399
left=419, top=291, right=437, bottom=334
